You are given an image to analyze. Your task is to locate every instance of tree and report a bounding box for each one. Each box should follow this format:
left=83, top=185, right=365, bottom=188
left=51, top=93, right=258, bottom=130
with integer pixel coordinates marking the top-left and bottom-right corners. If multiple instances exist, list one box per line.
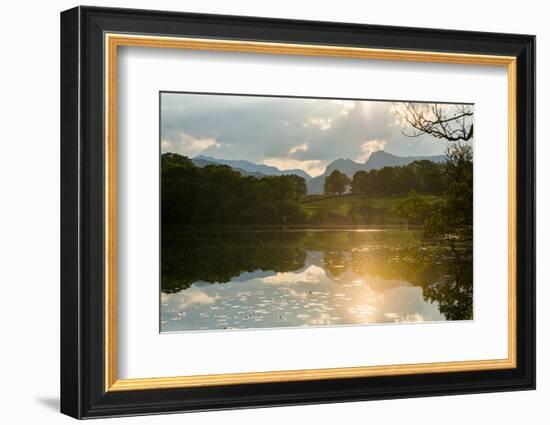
left=351, top=170, right=378, bottom=195
left=443, top=143, right=473, bottom=229
left=444, top=142, right=473, bottom=183
left=161, top=153, right=199, bottom=224
left=412, top=160, right=446, bottom=193
left=324, top=170, right=350, bottom=195
left=396, top=190, right=432, bottom=225
left=423, top=143, right=473, bottom=239
left=375, top=166, right=398, bottom=195
left=393, top=103, right=474, bottom=142
left=351, top=170, right=368, bottom=194
left=389, top=166, right=416, bottom=194
left=392, top=102, right=474, bottom=239
left=161, top=153, right=308, bottom=226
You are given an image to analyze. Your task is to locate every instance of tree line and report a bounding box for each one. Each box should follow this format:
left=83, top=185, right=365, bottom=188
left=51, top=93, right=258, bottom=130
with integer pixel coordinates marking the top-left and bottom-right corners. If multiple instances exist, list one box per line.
left=323, top=159, right=447, bottom=197
left=162, top=153, right=307, bottom=225
left=162, top=141, right=472, bottom=234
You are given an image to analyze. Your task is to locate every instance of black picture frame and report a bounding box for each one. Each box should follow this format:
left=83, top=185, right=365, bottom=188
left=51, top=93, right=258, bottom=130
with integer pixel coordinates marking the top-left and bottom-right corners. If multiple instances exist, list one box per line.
left=61, top=5, right=536, bottom=419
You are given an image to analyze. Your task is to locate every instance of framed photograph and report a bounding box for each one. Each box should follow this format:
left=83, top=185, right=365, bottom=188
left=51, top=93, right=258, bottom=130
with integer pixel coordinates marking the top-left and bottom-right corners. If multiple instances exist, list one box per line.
left=60, top=6, right=535, bottom=419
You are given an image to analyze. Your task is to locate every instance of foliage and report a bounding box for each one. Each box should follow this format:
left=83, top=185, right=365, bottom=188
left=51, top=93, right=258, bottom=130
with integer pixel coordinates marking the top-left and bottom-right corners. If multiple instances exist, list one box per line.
left=391, top=102, right=474, bottom=240
left=162, top=153, right=307, bottom=225
left=395, top=191, right=432, bottom=225
left=351, top=160, right=447, bottom=196
left=161, top=149, right=471, bottom=230
left=301, top=193, right=442, bottom=225
left=393, top=143, right=473, bottom=240
left=162, top=229, right=307, bottom=292
left=324, top=169, right=351, bottom=195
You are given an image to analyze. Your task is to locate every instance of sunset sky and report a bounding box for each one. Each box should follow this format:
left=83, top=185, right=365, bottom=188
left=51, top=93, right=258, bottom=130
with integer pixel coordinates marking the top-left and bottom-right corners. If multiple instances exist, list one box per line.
left=160, top=92, right=469, bottom=177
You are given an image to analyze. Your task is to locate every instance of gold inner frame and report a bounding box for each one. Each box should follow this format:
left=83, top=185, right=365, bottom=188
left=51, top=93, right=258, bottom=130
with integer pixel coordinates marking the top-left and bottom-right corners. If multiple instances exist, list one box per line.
left=104, top=33, right=517, bottom=392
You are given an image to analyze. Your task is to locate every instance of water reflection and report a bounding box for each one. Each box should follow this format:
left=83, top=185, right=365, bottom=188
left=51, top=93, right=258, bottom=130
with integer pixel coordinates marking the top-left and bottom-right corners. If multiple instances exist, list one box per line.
left=161, top=228, right=472, bottom=332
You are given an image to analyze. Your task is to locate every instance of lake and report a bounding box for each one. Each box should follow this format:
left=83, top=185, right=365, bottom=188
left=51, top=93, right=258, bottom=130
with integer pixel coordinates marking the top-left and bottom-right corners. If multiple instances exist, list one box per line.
left=161, top=227, right=473, bottom=332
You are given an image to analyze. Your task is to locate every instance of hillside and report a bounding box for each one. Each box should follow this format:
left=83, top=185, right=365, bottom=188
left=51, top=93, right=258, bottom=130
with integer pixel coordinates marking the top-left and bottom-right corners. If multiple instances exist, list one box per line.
left=300, top=193, right=443, bottom=225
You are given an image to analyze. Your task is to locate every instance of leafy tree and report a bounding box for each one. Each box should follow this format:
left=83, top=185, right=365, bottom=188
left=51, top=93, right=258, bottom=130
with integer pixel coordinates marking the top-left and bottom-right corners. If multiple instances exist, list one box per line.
left=324, top=170, right=350, bottom=195
left=396, top=191, right=432, bottom=224
left=161, top=153, right=308, bottom=226
left=351, top=170, right=369, bottom=194
left=389, top=166, right=416, bottom=194
left=412, top=160, right=446, bottom=193
left=444, top=142, right=473, bottom=185
left=376, top=166, right=397, bottom=194
left=161, top=153, right=199, bottom=224
left=403, top=143, right=473, bottom=240
left=351, top=161, right=447, bottom=198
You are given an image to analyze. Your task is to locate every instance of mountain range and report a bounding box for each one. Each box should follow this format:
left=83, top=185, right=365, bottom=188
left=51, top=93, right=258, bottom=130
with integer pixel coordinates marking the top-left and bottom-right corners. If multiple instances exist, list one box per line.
left=192, top=150, right=446, bottom=195
left=191, top=157, right=267, bottom=178
left=193, top=155, right=311, bottom=180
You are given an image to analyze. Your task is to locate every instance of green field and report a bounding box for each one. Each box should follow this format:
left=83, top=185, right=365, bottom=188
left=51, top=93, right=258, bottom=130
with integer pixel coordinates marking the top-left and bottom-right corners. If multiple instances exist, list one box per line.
left=300, top=193, right=443, bottom=225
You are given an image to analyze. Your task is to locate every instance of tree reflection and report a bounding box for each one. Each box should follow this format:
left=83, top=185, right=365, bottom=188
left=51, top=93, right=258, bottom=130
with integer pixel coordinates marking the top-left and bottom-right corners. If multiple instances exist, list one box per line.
left=349, top=239, right=472, bottom=320
left=418, top=246, right=473, bottom=320
left=162, top=227, right=473, bottom=320
left=162, top=227, right=307, bottom=293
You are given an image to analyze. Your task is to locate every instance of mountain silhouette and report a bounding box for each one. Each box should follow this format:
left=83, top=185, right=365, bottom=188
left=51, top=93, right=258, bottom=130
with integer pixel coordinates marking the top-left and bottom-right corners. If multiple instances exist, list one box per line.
left=191, top=157, right=266, bottom=178
left=193, top=155, right=311, bottom=180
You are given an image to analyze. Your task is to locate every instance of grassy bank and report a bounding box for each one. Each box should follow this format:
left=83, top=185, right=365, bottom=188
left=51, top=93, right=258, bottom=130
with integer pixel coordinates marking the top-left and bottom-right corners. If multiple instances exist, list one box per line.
left=300, top=193, right=443, bottom=225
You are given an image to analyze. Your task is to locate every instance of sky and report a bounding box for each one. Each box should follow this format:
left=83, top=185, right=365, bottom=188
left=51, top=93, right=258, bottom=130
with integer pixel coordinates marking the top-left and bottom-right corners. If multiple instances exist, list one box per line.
left=160, top=92, right=470, bottom=177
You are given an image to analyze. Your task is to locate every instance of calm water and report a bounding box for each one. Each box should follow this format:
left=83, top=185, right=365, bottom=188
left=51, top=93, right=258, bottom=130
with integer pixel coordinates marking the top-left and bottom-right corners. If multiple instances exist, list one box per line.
left=161, top=228, right=472, bottom=332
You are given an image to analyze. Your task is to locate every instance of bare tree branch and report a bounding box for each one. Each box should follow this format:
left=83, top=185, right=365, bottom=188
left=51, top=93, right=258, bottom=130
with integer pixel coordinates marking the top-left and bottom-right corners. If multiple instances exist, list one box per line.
left=393, top=103, right=474, bottom=142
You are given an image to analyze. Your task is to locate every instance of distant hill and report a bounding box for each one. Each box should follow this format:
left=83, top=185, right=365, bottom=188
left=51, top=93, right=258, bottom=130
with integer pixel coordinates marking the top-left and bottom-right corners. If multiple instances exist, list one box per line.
left=306, top=150, right=446, bottom=195
left=324, top=158, right=365, bottom=177
left=364, top=150, right=446, bottom=170
left=191, top=157, right=266, bottom=178
left=193, top=155, right=311, bottom=180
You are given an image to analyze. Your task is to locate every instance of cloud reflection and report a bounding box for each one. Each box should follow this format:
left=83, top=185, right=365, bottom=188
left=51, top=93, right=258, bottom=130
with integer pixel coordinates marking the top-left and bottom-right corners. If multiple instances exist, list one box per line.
left=161, top=249, right=446, bottom=332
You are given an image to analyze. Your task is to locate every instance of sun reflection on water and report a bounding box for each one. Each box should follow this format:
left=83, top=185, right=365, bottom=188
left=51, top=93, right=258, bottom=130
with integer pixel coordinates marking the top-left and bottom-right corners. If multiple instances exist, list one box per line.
left=161, top=229, right=472, bottom=332
left=162, top=252, right=445, bottom=332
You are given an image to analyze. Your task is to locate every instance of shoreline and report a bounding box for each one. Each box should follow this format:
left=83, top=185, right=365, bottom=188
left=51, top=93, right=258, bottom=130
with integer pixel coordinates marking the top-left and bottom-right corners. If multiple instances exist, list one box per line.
left=162, top=224, right=425, bottom=231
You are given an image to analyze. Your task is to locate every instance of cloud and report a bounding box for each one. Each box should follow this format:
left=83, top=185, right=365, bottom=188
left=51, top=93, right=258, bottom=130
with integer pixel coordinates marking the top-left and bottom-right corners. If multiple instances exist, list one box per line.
left=176, top=287, right=218, bottom=309
left=162, top=130, right=221, bottom=156
left=161, top=139, right=173, bottom=151
left=160, top=93, right=455, bottom=172
left=289, top=143, right=309, bottom=155
left=304, top=117, right=333, bottom=131
left=263, top=158, right=329, bottom=177
left=356, top=139, right=387, bottom=162
left=331, top=100, right=356, bottom=115
left=261, top=265, right=326, bottom=285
